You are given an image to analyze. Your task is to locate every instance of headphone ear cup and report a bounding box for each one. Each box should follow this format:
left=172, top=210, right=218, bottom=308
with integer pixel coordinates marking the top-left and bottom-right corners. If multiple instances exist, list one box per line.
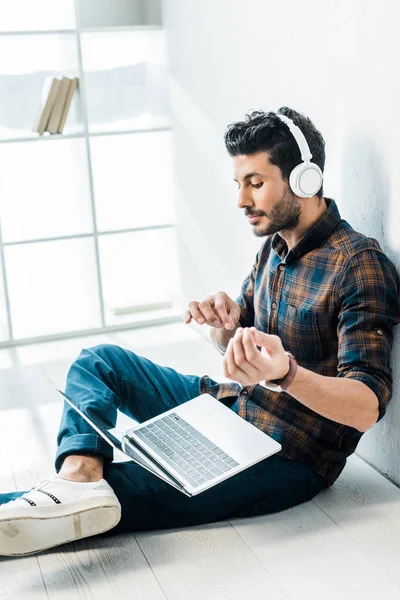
left=289, top=163, right=323, bottom=198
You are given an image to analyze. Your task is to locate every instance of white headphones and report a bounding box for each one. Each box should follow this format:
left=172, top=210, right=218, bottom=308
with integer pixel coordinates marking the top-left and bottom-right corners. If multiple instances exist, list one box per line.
left=276, top=113, right=323, bottom=198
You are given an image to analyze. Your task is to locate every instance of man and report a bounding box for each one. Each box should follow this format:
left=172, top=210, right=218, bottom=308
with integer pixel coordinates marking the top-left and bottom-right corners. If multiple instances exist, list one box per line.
left=1, top=108, right=399, bottom=557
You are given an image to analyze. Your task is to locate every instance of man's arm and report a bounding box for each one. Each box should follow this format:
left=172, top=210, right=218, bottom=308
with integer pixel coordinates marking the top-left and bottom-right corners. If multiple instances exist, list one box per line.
left=224, top=328, right=380, bottom=432
left=285, top=367, right=379, bottom=432
left=278, top=246, right=399, bottom=432
left=228, top=246, right=400, bottom=432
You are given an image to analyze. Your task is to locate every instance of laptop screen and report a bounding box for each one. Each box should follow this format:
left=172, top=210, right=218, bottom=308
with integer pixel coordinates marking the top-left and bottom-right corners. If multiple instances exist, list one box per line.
left=56, top=388, right=124, bottom=452
left=55, top=387, right=185, bottom=490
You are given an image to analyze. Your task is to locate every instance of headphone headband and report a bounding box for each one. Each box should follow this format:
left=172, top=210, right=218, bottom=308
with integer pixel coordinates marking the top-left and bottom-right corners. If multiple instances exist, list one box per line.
left=276, top=113, right=313, bottom=163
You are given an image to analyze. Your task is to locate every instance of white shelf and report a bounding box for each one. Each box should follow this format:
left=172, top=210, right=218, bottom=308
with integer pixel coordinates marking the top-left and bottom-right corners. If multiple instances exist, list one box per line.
left=2, top=223, right=176, bottom=247
left=0, top=1, right=175, bottom=347
left=0, top=132, right=85, bottom=144
left=0, top=29, right=77, bottom=36
left=0, top=25, right=162, bottom=37
left=81, top=25, right=162, bottom=33
left=0, top=312, right=183, bottom=349
left=0, top=125, right=170, bottom=144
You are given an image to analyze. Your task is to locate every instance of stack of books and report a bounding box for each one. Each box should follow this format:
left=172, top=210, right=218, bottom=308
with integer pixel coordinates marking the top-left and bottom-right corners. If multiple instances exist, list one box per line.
left=33, top=76, right=79, bottom=135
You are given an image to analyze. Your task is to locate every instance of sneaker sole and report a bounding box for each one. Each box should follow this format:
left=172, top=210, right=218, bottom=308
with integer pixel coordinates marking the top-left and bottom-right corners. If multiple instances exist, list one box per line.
left=0, top=499, right=121, bottom=556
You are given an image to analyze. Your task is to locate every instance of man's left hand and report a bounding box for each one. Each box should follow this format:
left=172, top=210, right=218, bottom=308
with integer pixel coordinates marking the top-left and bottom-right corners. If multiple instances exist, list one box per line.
left=223, top=327, right=290, bottom=386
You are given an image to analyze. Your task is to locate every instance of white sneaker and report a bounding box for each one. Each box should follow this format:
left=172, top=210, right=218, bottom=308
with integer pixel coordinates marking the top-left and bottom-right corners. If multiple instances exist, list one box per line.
left=0, top=476, right=121, bottom=556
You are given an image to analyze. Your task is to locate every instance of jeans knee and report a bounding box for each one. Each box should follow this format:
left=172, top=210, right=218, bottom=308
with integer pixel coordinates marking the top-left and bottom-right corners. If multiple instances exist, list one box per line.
left=79, top=343, right=139, bottom=368
left=87, top=343, right=118, bottom=356
left=72, top=344, right=119, bottom=366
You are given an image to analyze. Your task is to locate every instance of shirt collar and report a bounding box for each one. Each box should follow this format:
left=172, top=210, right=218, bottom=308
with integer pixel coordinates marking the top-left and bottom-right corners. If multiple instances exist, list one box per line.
left=271, top=198, right=341, bottom=262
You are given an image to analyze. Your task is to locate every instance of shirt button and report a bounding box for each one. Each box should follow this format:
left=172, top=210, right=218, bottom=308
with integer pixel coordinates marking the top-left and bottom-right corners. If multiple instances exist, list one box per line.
left=242, top=389, right=248, bottom=396
left=271, top=302, right=277, bottom=310
left=376, top=329, right=384, bottom=336
left=279, top=264, right=285, bottom=271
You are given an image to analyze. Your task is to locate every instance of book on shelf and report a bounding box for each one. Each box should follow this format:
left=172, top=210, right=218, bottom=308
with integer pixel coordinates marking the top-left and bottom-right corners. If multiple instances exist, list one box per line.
left=46, top=76, right=72, bottom=134
left=33, top=77, right=61, bottom=135
left=57, top=77, right=79, bottom=133
left=33, top=76, right=79, bottom=135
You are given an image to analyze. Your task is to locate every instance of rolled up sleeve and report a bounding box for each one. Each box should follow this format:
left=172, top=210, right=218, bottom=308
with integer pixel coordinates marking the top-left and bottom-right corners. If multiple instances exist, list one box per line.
left=336, top=248, right=400, bottom=421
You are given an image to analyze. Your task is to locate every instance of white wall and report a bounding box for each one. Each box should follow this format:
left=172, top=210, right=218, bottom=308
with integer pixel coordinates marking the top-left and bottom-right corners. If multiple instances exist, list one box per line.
left=163, top=0, right=400, bottom=483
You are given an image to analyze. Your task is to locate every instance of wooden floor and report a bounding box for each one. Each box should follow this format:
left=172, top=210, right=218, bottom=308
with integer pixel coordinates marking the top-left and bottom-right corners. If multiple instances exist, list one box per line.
left=1, top=322, right=400, bottom=599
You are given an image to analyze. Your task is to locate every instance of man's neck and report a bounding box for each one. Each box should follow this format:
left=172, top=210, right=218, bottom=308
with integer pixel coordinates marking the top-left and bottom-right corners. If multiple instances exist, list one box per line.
left=279, top=197, right=328, bottom=251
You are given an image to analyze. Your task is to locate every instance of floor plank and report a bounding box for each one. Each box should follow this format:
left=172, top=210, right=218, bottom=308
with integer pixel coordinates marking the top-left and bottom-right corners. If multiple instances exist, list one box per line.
left=36, top=534, right=167, bottom=600
left=136, top=522, right=289, bottom=600
left=231, top=494, right=400, bottom=600
left=0, top=555, right=48, bottom=600
left=314, top=454, right=400, bottom=587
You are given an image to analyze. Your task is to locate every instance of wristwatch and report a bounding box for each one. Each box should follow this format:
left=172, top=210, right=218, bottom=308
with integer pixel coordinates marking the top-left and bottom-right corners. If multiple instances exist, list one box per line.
left=259, top=351, right=297, bottom=393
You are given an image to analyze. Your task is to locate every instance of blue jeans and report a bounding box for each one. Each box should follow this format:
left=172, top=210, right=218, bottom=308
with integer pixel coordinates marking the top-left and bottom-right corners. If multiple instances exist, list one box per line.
left=0, top=344, right=328, bottom=533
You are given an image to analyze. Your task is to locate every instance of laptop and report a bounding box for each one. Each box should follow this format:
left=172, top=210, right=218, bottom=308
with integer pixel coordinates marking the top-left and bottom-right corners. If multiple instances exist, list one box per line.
left=56, top=388, right=282, bottom=497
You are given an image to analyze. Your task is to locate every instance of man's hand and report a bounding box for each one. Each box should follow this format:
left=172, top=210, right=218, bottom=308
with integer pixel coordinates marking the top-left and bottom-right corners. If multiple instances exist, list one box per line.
left=184, top=292, right=241, bottom=330
left=223, top=327, right=290, bottom=385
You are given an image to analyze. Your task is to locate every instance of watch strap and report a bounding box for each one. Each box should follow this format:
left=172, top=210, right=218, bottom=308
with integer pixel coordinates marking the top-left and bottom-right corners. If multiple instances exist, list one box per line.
left=268, top=351, right=297, bottom=391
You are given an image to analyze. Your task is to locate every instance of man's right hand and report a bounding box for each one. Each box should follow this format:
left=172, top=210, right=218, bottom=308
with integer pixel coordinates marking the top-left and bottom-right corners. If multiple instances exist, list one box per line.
left=184, top=292, right=241, bottom=330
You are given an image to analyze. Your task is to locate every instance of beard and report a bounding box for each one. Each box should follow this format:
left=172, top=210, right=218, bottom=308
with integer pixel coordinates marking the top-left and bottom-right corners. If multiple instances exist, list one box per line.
left=248, top=187, right=301, bottom=238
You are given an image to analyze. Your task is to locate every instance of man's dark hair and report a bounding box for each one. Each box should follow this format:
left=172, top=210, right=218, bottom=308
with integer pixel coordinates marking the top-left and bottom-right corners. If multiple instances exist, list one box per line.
left=224, top=107, right=326, bottom=198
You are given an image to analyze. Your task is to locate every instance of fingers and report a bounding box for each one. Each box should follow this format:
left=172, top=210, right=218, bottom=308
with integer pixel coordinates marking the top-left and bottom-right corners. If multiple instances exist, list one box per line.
left=233, top=329, right=260, bottom=379
left=186, top=294, right=241, bottom=329
left=223, top=327, right=287, bottom=385
left=214, top=296, right=234, bottom=329
left=242, top=327, right=261, bottom=364
left=185, top=301, right=222, bottom=327
left=223, top=335, right=248, bottom=381
left=185, top=301, right=207, bottom=326
left=227, top=301, right=241, bottom=326
left=224, top=328, right=260, bottom=383
left=198, top=300, right=222, bottom=327
left=214, top=293, right=241, bottom=330
left=232, top=328, right=246, bottom=366
left=250, top=327, right=283, bottom=353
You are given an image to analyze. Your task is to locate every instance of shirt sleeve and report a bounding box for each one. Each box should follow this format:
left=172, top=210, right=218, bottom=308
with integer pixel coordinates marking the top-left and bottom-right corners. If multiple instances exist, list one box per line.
left=336, top=247, right=400, bottom=421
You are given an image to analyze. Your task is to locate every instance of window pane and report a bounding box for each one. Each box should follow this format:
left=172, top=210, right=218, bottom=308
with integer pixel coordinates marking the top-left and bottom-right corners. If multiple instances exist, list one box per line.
left=0, top=139, right=93, bottom=243
left=91, top=131, right=175, bottom=231
left=0, top=255, right=9, bottom=341
left=78, top=0, right=162, bottom=28
left=81, top=30, right=169, bottom=133
left=5, top=238, right=101, bottom=339
left=0, top=34, right=82, bottom=140
left=99, top=228, right=181, bottom=326
left=0, top=0, right=76, bottom=32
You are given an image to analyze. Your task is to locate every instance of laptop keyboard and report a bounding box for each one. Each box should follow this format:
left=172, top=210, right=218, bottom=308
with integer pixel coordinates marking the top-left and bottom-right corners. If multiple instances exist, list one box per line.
left=133, top=412, right=239, bottom=488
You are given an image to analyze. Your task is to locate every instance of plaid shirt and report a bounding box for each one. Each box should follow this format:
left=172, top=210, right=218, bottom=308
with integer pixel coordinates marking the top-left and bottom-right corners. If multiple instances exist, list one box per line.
left=200, top=198, right=400, bottom=485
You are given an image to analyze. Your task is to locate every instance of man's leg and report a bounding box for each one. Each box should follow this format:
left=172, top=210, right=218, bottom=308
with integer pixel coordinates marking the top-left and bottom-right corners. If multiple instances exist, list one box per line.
left=54, top=343, right=209, bottom=474
left=0, top=454, right=327, bottom=540
left=0, top=343, right=225, bottom=555
left=100, top=452, right=328, bottom=534
left=0, top=343, right=328, bottom=555
left=0, top=493, right=23, bottom=505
